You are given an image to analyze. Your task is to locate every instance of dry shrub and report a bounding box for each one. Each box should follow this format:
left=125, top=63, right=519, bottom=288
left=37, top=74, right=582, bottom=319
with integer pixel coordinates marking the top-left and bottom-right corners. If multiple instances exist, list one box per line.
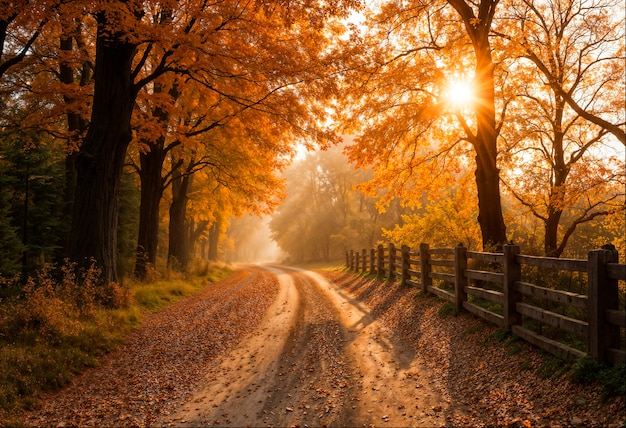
left=3, top=260, right=131, bottom=343
left=16, top=275, right=80, bottom=342
left=57, top=259, right=97, bottom=316
left=97, top=281, right=132, bottom=309
left=0, top=261, right=135, bottom=416
left=58, top=259, right=131, bottom=311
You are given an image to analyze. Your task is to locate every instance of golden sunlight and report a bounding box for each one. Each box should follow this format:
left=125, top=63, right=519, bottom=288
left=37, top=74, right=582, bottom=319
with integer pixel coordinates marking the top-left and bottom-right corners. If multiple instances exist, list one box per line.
left=445, top=79, right=475, bottom=108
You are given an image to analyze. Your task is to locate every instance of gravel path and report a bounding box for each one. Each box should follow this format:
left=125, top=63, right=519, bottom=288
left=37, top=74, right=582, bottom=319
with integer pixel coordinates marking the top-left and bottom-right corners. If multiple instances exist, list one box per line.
left=22, top=266, right=624, bottom=427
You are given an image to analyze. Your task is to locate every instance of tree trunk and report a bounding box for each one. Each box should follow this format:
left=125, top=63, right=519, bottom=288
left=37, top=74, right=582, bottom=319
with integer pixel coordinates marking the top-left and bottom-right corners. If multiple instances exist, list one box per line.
left=473, top=28, right=507, bottom=250
left=449, top=0, right=508, bottom=250
left=59, top=33, right=89, bottom=262
left=134, top=145, right=166, bottom=278
left=189, top=220, right=208, bottom=259
left=543, top=96, right=568, bottom=257
left=168, top=159, right=194, bottom=271
left=208, top=221, right=220, bottom=261
left=134, top=79, right=179, bottom=279
left=66, top=12, right=137, bottom=284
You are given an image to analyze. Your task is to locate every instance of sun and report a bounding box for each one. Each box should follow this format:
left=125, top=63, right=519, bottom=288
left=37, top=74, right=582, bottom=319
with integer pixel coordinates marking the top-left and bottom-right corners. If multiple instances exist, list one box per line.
left=445, top=79, right=475, bottom=108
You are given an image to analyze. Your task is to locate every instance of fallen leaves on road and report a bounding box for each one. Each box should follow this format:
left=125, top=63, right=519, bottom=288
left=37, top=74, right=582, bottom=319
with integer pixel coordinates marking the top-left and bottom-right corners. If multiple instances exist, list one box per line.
left=18, top=267, right=625, bottom=427
left=322, top=270, right=625, bottom=427
left=22, top=268, right=279, bottom=427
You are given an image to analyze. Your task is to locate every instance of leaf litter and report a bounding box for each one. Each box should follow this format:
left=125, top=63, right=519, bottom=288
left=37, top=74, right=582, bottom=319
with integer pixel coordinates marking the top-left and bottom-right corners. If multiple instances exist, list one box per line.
left=20, top=267, right=625, bottom=427
left=323, top=270, right=625, bottom=427
left=22, top=268, right=279, bottom=427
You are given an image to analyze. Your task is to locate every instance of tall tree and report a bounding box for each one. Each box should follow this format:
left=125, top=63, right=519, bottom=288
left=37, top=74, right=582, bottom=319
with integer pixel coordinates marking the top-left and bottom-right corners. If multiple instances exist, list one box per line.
left=340, top=0, right=508, bottom=251
left=57, top=12, right=93, bottom=248
left=66, top=1, right=142, bottom=283
left=66, top=0, right=360, bottom=283
left=132, top=77, right=180, bottom=278
left=447, top=0, right=508, bottom=249
left=498, top=0, right=625, bottom=256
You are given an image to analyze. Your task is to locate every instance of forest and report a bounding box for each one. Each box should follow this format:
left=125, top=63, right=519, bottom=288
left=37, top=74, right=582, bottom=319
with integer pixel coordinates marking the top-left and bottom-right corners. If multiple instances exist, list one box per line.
left=0, top=0, right=624, bottom=289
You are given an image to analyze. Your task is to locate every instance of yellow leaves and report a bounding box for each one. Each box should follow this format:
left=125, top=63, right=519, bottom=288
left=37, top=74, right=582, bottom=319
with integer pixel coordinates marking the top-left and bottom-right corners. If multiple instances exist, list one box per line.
left=383, top=171, right=481, bottom=249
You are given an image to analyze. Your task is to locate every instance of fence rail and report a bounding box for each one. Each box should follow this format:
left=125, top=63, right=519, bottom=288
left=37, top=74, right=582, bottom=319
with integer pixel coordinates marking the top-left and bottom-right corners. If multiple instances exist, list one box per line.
left=346, top=243, right=625, bottom=365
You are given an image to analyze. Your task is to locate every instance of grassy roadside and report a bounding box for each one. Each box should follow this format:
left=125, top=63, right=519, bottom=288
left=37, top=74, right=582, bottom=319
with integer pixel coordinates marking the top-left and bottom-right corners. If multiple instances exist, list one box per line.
left=0, top=263, right=233, bottom=424
left=288, top=259, right=345, bottom=271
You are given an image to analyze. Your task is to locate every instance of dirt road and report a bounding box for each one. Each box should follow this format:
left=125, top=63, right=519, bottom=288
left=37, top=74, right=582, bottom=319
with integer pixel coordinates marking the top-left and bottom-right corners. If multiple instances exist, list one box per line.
left=22, top=265, right=620, bottom=427
left=159, top=266, right=451, bottom=427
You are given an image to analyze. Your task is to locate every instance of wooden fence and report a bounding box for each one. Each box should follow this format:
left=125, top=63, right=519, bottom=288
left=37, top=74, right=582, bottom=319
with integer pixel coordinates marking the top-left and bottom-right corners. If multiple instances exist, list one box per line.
left=346, top=243, right=626, bottom=365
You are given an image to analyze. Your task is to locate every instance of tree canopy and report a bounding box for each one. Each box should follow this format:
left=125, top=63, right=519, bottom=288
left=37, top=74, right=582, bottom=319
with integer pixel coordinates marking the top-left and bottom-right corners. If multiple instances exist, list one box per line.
left=0, top=0, right=623, bottom=285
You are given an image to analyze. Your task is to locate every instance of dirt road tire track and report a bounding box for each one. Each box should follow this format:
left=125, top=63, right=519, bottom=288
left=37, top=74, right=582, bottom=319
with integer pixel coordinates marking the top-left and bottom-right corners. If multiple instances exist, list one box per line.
left=22, top=265, right=462, bottom=427
left=22, top=267, right=281, bottom=427
left=162, top=266, right=453, bottom=427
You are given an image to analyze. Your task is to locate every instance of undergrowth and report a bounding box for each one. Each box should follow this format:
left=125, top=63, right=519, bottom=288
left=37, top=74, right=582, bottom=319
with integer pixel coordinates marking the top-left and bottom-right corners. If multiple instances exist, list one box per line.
left=482, top=330, right=624, bottom=401
left=570, top=357, right=626, bottom=400
left=0, top=260, right=232, bottom=422
left=438, top=301, right=458, bottom=319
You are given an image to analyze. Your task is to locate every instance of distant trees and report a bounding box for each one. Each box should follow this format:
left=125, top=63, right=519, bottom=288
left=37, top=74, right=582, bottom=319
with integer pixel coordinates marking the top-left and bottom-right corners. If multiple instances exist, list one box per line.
left=270, top=145, right=406, bottom=262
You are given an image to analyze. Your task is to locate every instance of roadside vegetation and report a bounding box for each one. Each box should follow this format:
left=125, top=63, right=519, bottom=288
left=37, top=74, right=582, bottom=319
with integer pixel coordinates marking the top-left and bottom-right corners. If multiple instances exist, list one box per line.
left=0, top=261, right=232, bottom=423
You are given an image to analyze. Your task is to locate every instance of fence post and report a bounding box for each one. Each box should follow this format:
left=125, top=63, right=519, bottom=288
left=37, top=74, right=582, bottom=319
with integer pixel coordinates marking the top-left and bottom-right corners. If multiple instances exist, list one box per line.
left=370, top=248, right=376, bottom=274
left=388, top=243, right=396, bottom=281
left=362, top=249, right=367, bottom=273
left=349, top=250, right=354, bottom=270
left=377, top=244, right=384, bottom=278
left=419, top=243, right=431, bottom=293
left=503, top=244, right=522, bottom=329
left=401, top=245, right=411, bottom=286
left=588, top=245, right=620, bottom=362
left=345, top=251, right=349, bottom=268
left=454, top=244, right=468, bottom=313
left=355, top=251, right=360, bottom=272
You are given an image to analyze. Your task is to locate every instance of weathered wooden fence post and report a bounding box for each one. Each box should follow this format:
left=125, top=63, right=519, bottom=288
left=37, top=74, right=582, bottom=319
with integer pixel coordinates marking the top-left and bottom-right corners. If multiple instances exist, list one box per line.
left=388, top=243, right=396, bottom=281
left=349, top=250, right=354, bottom=270
left=503, top=244, right=522, bottom=329
left=401, top=245, right=411, bottom=286
left=370, top=248, right=376, bottom=274
left=419, top=243, right=431, bottom=293
left=454, top=244, right=468, bottom=313
left=377, top=244, right=385, bottom=278
left=355, top=251, right=360, bottom=272
left=588, top=245, right=620, bottom=362
left=362, top=249, right=368, bottom=273
left=345, top=251, right=349, bottom=268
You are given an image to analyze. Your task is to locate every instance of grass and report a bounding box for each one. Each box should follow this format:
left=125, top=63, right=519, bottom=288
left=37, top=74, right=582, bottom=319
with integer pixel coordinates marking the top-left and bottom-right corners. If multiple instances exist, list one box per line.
left=289, top=259, right=345, bottom=271
left=133, top=279, right=203, bottom=311
left=0, top=261, right=233, bottom=422
left=438, top=302, right=458, bottom=319
left=570, top=357, right=626, bottom=400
